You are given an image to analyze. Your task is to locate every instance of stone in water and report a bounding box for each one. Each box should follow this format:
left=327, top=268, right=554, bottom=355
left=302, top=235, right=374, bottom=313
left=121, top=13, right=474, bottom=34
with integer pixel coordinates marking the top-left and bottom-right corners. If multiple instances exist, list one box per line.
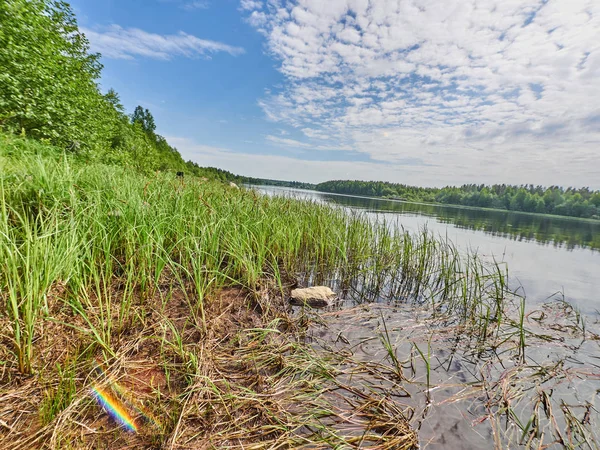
left=289, top=286, right=336, bottom=308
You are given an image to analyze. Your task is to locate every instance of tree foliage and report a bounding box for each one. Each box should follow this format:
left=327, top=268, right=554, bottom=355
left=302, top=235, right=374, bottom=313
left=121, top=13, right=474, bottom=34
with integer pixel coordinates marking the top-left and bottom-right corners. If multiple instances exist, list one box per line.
left=131, top=106, right=156, bottom=134
left=0, top=0, right=119, bottom=150
left=316, top=181, right=600, bottom=220
left=0, top=0, right=238, bottom=181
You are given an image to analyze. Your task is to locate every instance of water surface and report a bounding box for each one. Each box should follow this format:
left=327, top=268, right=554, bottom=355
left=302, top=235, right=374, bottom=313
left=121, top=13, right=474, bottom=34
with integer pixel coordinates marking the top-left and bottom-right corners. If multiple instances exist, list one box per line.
left=254, top=186, right=600, bottom=449
left=255, top=185, right=600, bottom=314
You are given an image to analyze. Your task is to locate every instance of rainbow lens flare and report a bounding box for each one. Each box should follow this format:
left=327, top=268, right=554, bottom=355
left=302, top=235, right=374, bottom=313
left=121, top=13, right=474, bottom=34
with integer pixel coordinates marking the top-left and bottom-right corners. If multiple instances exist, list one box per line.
left=92, top=386, right=138, bottom=432
left=109, top=380, right=161, bottom=430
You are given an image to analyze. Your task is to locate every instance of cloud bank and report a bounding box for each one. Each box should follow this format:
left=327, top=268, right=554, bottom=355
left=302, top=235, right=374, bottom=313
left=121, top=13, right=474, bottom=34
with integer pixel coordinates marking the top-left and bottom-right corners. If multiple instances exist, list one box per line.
left=242, top=0, right=600, bottom=187
left=168, top=136, right=599, bottom=188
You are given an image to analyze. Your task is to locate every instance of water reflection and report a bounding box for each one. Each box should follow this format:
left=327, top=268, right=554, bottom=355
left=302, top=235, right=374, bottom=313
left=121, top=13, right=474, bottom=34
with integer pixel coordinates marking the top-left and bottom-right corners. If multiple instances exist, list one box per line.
left=253, top=186, right=600, bottom=313
left=316, top=192, right=600, bottom=253
left=252, top=188, right=600, bottom=449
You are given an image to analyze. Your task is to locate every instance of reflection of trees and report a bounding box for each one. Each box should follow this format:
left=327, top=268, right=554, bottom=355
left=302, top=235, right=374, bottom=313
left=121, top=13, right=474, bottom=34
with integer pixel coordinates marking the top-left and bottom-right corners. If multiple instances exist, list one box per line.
left=320, top=194, right=600, bottom=252
left=316, top=181, right=600, bottom=220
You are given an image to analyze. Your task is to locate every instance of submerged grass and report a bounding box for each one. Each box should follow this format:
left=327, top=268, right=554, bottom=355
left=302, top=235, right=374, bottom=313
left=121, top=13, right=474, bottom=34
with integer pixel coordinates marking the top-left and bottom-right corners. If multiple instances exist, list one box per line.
left=310, top=300, right=599, bottom=450
left=1, top=135, right=593, bottom=448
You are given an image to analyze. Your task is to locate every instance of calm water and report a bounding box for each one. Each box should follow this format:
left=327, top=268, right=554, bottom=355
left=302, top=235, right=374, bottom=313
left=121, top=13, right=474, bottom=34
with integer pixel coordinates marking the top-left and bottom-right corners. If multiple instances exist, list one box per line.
left=255, top=186, right=600, bottom=315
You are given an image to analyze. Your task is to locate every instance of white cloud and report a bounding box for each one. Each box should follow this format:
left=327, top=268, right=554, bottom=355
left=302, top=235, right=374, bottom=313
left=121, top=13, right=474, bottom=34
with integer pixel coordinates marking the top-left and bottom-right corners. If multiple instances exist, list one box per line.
left=83, top=25, right=244, bottom=60
left=247, top=11, right=268, bottom=28
left=240, top=0, right=263, bottom=11
left=182, top=1, right=210, bottom=10
left=168, top=136, right=600, bottom=188
left=266, top=134, right=353, bottom=151
left=241, top=0, right=600, bottom=187
left=167, top=136, right=423, bottom=183
left=266, top=135, right=312, bottom=148
left=302, top=128, right=330, bottom=140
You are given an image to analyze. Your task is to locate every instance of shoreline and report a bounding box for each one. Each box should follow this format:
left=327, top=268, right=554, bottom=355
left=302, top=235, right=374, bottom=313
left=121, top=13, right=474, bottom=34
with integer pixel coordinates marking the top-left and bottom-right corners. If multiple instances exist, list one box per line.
left=2, top=140, right=599, bottom=449
left=254, top=184, right=600, bottom=223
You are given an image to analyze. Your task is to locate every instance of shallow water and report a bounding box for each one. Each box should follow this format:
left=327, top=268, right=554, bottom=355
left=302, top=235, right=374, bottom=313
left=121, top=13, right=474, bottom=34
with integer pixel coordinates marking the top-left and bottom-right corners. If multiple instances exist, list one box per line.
left=254, top=186, right=600, bottom=315
left=306, top=303, right=600, bottom=449
left=257, top=185, right=600, bottom=449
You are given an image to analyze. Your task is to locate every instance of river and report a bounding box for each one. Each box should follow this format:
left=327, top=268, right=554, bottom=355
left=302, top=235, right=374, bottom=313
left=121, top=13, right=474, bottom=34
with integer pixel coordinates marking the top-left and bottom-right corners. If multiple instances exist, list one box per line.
left=254, top=185, right=600, bottom=315
left=254, top=185, right=600, bottom=449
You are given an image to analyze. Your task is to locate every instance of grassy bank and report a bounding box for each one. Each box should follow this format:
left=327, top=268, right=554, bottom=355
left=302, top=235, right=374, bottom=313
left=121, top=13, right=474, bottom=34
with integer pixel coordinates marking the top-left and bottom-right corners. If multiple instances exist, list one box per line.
left=1, top=136, right=597, bottom=449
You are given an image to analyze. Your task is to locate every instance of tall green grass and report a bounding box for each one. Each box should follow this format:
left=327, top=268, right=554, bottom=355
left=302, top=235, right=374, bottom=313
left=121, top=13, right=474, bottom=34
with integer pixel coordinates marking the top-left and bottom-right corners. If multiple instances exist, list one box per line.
left=0, top=136, right=517, bottom=375
left=1, top=135, right=554, bottom=450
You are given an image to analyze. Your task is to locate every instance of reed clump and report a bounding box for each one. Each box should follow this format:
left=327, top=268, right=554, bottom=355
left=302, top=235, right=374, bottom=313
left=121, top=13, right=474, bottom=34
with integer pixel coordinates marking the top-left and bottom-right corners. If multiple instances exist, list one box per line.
left=0, top=137, right=418, bottom=448
left=2, top=135, right=588, bottom=448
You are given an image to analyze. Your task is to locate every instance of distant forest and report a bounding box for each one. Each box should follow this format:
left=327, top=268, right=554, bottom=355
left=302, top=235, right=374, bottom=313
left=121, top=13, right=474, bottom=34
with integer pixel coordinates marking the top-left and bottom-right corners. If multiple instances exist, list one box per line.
left=242, top=178, right=316, bottom=190
left=316, top=181, right=600, bottom=220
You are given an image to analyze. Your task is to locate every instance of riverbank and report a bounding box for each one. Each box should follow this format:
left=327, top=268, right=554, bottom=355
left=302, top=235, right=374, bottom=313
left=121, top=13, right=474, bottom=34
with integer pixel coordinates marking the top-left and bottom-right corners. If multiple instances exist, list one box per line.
left=304, top=186, right=600, bottom=224
left=315, top=181, right=600, bottom=221
left=1, top=137, right=598, bottom=449
left=0, top=137, right=422, bottom=448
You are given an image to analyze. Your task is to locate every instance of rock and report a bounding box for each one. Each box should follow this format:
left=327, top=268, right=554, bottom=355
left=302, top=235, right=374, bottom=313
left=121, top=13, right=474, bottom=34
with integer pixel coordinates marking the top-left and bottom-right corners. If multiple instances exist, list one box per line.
left=289, top=286, right=337, bottom=308
left=229, top=182, right=239, bottom=189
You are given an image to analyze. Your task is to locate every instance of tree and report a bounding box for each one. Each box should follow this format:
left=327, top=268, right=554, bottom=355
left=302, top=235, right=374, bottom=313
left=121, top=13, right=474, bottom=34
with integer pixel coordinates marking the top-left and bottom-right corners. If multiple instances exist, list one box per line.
left=105, top=89, right=124, bottom=114
left=534, top=198, right=546, bottom=214
left=131, top=106, right=156, bottom=134
left=510, top=189, right=527, bottom=211
left=0, top=0, right=116, bottom=150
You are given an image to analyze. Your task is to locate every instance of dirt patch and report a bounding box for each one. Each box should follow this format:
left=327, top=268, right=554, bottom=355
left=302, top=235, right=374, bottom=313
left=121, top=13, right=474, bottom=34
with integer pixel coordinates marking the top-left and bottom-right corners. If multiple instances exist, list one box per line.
left=0, top=279, right=418, bottom=449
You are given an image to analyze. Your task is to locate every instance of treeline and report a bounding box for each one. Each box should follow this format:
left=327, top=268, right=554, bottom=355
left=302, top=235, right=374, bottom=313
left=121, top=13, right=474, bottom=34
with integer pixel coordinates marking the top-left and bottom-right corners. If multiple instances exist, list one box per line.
left=242, top=178, right=316, bottom=189
left=316, top=181, right=600, bottom=220
left=319, top=193, right=600, bottom=251
left=0, top=0, right=239, bottom=182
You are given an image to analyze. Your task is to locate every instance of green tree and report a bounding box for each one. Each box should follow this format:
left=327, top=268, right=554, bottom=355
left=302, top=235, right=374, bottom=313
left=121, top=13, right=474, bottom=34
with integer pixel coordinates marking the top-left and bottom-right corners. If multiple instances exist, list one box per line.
left=105, top=89, right=124, bottom=114
left=131, top=106, right=156, bottom=134
left=0, top=0, right=116, bottom=150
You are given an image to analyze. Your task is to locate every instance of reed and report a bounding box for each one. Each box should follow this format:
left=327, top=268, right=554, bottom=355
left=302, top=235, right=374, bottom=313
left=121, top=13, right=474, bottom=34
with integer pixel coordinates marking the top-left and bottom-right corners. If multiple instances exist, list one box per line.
left=1, top=135, right=574, bottom=449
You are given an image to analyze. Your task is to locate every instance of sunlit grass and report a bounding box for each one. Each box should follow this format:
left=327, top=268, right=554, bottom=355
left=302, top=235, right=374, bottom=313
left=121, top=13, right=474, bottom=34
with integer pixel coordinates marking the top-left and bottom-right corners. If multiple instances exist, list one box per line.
left=3, top=135, right=587, bottom=449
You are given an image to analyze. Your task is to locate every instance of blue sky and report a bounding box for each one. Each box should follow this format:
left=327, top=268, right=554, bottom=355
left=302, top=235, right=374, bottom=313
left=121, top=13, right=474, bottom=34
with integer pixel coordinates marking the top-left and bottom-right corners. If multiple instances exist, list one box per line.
left=73, top=1, right=287, bottom=154
left=73, top=0, right=600, bottom=188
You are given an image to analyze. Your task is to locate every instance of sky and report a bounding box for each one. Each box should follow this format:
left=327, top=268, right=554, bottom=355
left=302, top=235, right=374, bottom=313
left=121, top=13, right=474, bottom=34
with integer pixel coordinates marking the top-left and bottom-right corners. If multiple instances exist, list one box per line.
left=72, top=0, right=600, bottom=188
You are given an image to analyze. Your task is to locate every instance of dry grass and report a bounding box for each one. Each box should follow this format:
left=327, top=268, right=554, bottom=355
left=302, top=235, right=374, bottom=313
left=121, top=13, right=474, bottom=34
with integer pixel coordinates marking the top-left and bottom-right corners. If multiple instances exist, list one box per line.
left=0, top=277, right=419, bottom=449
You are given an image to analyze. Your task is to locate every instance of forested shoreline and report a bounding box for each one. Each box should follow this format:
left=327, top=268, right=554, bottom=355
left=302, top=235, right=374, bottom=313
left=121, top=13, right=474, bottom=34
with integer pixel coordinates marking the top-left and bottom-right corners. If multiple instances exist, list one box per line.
left=316, top=180, right=600, bottom=220
left=243, top=178, right=316, bottom=190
